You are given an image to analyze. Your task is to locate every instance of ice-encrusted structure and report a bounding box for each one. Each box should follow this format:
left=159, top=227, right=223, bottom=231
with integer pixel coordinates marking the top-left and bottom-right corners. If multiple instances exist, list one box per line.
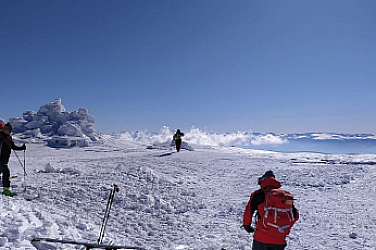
left=9, top=99, right=98, bottom=147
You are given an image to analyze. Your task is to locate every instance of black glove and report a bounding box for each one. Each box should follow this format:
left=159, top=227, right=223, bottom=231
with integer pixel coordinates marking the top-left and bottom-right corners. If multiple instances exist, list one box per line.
left=243, top=225, right=254, bottom=233
left=21, top=144, right=26, bottom=150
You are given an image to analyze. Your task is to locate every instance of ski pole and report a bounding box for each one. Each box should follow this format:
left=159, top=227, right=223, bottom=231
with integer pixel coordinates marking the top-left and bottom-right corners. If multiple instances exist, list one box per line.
left=98, top=184, right=119, bottom=244
left=24, top=149, right=26, bottom=192
left=98, top=191, right=113, bottom=244
left=13, top=149, right=27, bottom=177
left=24, top=149, right=26, bottom=175
left=13, top=149, right=27, bottom=192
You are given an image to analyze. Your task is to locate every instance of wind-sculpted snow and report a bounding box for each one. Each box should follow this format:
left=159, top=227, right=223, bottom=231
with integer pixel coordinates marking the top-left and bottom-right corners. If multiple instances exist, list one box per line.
left=1, top=140, right=376, bottom=249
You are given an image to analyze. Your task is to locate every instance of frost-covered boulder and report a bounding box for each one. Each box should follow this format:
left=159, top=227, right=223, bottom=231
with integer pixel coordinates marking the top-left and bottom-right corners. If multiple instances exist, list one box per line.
left=8, top=98, right=99, bottom=146
left=58, top=122, right=84, bottom=137
left=47, top=136, right=90, bottom=148
left=40, top=124, right=54, bottom=134
left=38, top=98, right=65, bottom=115
left=23, top=111, right=37, bottom=122
left=77, top=108, right=89, bottom=120
left=9, top=117, right=27, bottom=133
left=24, top=120, right=44, bottom=130
left=47, top=111, right=69, bottom=124
left=23, top=128, right=42, bottom=138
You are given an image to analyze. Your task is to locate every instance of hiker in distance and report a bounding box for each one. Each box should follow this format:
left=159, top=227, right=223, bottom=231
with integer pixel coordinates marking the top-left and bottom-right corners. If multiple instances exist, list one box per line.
left=0, top=122, right=26, bottom=197
left=243, top=171, right=299, bottom=250
left=173, top=129, right=184, bottom=152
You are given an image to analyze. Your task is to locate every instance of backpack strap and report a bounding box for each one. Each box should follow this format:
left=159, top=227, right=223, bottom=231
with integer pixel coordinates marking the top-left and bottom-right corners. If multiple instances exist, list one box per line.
left=266, top=223, right=291, bottom=233
left=264, top=206, right=295, bottom=222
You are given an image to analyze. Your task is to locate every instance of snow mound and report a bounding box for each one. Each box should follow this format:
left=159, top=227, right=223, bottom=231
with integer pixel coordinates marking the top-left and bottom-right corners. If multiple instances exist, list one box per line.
left=37, top=163, right=80, bottom=174
left=9, top=99, right=98, bottom=147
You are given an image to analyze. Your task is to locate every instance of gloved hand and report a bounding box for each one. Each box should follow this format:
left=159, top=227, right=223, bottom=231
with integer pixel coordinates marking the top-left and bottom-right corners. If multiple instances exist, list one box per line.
left=243, top=224, right=254, bottom=233
left=21, top=144, right=26, bottom=150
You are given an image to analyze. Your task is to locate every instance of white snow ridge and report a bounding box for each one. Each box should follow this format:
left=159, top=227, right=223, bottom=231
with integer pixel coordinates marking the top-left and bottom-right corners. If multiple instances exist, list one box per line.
left=1, top=101, right=376, bottom=249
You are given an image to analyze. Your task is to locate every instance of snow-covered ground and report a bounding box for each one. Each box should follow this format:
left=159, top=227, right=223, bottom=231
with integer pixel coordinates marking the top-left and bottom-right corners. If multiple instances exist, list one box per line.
left=1, top=136, right=376, bottom=249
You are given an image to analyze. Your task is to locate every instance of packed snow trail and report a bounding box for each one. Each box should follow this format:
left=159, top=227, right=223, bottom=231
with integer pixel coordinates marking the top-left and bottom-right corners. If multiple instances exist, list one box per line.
left=1, top=141, right=376, bottom=249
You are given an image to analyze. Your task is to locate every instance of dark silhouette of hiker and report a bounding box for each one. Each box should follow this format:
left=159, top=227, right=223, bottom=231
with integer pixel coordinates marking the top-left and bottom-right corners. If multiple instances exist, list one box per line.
left=0, top=123, right=26, bottom=197
left=173, top=129, right=184, bottom=152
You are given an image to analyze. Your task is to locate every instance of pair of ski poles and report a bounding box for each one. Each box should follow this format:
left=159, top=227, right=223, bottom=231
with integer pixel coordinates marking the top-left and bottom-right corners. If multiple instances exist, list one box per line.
left=98, top=184, right=120, bottom=245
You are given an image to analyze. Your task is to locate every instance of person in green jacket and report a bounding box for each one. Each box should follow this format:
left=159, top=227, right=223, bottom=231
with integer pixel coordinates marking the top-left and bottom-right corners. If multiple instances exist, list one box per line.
left=173, top=129, right=184, bottom=152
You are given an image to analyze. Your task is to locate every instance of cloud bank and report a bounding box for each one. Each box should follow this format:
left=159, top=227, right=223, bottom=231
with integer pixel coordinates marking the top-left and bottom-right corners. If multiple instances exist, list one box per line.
left=114, top=126, right=288, bottom=148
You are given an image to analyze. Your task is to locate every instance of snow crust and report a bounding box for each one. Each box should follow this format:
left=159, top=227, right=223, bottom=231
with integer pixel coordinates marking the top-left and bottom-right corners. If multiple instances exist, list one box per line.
left=1, top=137, right=376, bottom=249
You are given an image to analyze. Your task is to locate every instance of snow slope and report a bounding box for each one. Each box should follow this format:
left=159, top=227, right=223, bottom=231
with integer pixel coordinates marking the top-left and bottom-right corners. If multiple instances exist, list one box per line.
left=1, top=137, right=376, bottom=249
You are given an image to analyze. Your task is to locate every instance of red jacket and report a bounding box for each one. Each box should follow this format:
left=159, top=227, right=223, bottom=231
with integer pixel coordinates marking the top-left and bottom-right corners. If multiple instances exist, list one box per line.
left=243, top=177, right=299, bottom=245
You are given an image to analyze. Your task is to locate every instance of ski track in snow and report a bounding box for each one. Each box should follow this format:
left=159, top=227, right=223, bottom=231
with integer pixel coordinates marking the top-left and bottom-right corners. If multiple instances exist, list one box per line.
left=1, top=141, right=376, bottom=250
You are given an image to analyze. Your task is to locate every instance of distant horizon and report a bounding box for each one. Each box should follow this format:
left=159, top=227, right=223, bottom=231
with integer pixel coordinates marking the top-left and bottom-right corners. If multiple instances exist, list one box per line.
left=2, top=101, right=376, bottom=136
left=107, top=126, right=376, bottom=136
left=2, top=107, right=375, bottom=136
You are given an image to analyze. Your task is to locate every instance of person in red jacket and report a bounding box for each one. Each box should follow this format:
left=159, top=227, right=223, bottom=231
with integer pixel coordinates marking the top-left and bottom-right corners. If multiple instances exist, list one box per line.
left=243, top=171, right=299, bottom=250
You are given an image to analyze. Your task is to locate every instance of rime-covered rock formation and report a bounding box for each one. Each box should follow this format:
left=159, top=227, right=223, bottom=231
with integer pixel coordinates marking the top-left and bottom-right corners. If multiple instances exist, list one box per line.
left=9, top=99, right=98, bottom=146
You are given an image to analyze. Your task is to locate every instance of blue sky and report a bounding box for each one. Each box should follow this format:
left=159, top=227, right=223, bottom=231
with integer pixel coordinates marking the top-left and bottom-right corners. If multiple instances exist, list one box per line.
left=1, top=0, right=375, bottom=134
